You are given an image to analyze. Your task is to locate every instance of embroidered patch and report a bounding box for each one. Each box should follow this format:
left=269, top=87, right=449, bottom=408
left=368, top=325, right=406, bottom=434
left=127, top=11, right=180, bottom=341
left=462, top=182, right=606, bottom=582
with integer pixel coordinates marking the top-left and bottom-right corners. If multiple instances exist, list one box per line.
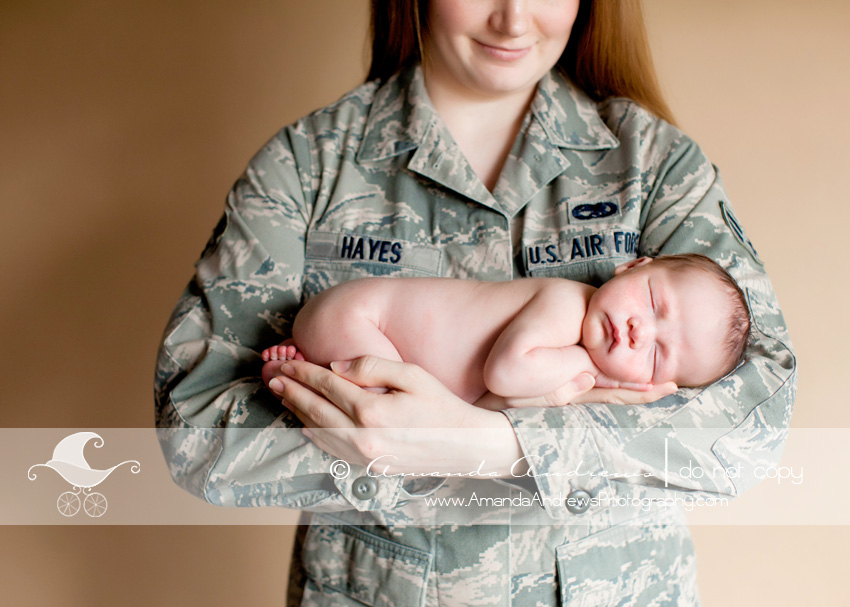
left=720, top=201, right=763, bottom=265
left=569, top=201, right=620, bottom=222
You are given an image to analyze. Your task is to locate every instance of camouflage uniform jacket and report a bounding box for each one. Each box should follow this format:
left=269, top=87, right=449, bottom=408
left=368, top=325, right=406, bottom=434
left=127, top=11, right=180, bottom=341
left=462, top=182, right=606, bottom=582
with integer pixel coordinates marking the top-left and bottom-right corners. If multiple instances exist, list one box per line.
left=155, top=65, right=796, bottom=607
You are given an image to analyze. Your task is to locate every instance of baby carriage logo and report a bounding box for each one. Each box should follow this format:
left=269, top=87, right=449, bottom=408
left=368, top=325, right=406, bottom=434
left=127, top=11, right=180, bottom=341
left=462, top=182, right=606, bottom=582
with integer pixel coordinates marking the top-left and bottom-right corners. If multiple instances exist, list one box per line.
left=27, top=431, right=140, bottom=518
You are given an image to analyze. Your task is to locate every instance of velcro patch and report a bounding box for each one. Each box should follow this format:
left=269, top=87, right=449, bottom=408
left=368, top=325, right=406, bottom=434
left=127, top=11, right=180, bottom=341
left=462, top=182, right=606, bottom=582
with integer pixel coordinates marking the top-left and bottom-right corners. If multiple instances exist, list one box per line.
left=720, top=201, right=763, bottom=265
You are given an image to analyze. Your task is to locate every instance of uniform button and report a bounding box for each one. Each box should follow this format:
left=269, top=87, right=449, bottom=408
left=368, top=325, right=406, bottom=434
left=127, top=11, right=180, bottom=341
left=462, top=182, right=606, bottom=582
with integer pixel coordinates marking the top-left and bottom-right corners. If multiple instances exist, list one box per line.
left=566, top=489, right=591, bottom=514
left=352, top=476, right=378, bottom=500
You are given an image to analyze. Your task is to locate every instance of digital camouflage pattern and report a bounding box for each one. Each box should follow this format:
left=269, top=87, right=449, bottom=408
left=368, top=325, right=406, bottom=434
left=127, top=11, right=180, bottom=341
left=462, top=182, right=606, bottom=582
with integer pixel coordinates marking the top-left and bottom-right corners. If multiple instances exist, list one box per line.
left=155, top=65, right=796, bottom=606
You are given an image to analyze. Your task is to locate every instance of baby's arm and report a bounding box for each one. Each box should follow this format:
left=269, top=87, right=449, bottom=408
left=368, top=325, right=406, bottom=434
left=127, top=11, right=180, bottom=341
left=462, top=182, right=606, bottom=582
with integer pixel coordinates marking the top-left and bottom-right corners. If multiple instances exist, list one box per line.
left=483, top=280, right=663, bottom=404
left=483, top=282, right=597, bottom=398
left=485, top=343, right=597, bottom=398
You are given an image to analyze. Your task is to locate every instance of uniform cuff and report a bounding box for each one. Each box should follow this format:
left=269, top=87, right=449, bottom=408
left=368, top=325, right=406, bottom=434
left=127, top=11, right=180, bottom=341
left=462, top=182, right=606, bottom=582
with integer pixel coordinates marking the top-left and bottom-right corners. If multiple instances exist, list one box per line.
left=333, top=463, right=405, bottom=511
left=500, top=406, right=613, bottom=519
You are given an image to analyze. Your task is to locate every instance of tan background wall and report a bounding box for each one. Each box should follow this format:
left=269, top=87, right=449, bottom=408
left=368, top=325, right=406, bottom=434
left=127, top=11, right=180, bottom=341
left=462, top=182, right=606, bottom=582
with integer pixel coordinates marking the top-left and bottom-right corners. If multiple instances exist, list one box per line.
left=1, top=1, right=847, bottom=605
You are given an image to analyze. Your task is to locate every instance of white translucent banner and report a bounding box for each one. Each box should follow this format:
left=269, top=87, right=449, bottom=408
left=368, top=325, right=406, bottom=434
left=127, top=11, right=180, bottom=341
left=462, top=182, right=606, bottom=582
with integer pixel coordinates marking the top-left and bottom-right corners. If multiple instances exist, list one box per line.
left=1, top=428, right=845, bottom=525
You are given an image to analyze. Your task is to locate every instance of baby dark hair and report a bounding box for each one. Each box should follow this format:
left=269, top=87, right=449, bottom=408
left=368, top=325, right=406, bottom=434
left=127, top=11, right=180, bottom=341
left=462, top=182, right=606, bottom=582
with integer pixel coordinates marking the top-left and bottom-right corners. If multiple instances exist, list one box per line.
left=652, top=253, right=751, bottom=385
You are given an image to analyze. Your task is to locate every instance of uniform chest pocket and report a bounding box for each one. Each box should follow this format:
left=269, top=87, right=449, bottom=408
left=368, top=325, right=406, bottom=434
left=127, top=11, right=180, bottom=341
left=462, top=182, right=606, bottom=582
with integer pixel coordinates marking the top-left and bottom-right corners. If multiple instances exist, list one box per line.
left=522, top=229, right=640, bottom=287
left=555, top=516, right=698, bottom=606
left=300, top=517, right=432, bottom=607
left=303, top=230, right=443, bottom=299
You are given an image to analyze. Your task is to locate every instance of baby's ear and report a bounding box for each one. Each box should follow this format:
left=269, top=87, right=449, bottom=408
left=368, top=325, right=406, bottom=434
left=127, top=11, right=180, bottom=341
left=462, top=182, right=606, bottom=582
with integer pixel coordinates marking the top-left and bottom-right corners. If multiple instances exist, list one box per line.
left=614, top=256, right=653, bottom=275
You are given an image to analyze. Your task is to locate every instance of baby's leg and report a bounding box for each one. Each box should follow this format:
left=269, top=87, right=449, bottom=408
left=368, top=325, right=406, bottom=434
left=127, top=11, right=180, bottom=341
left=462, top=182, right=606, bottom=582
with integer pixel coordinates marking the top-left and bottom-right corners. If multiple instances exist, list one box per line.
left=263, top=289, right=404, bottom=393
left=292, top=285, right=404, bottom=367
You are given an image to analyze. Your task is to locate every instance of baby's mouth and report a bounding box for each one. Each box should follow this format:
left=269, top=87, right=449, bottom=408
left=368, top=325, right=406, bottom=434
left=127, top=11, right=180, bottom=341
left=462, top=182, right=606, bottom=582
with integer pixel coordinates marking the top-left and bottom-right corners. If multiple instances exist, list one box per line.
left=608, top=317, right=620, bottom=352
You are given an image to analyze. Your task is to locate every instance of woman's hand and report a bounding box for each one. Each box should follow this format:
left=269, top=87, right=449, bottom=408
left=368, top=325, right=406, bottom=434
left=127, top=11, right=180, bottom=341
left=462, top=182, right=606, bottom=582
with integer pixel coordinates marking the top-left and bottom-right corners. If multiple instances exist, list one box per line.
left=267, top=356, right=594, bottom=477
left=571, top=382, right=678, bottom=405
left=478, top=374, right=676, bottom=409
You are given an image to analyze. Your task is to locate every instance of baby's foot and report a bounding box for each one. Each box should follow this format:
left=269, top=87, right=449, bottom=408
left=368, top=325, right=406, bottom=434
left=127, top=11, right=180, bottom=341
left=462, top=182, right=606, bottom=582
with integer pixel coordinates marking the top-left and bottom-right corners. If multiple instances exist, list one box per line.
left=261, top=342, right=305, bottom=362
left=261, top=340, right=305, bottom=388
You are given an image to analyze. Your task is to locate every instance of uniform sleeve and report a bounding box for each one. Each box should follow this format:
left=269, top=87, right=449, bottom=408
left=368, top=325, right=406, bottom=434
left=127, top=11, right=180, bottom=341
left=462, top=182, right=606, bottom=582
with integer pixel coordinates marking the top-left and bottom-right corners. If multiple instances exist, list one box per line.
left=154, top=122, right=408, bottom=511
left=501, top=128, right=797, bottom=519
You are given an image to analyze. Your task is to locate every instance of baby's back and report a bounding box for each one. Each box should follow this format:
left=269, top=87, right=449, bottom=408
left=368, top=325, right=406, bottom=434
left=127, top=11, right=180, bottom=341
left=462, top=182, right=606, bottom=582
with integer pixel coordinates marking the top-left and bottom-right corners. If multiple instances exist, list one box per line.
left=293, top=277, right=551, bottom=402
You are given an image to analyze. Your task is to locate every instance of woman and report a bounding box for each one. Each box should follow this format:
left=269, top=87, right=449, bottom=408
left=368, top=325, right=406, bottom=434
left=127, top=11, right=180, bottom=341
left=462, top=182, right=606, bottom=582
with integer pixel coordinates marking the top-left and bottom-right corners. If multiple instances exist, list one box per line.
left=155, top=1, right=796, bottom=605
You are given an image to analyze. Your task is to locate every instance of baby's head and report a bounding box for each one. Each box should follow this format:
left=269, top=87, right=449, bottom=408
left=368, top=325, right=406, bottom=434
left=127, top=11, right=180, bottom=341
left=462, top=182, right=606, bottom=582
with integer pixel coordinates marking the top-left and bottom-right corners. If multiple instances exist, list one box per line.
left=581, top=254, right=750, bottom=388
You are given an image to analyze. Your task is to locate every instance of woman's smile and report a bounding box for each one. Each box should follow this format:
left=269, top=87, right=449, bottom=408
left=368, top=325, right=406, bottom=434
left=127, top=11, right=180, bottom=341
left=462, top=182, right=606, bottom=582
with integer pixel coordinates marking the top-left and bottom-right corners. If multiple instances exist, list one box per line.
left=424, top=0, right=580, bottom=99
left=474, top=40, right=532, bottom=61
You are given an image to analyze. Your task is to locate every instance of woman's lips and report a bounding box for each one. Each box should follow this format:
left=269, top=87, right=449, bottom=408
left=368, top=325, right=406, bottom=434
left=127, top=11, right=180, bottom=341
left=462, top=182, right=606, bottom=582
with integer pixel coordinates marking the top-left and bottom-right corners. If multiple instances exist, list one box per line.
left=475, top=41, right=531, bottom=61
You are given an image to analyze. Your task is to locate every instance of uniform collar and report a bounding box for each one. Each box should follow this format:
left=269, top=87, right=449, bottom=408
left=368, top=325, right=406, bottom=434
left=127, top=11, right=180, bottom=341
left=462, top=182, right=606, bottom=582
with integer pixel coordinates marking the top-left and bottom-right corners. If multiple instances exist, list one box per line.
left=357, top=65, right=619, bottom=214
left=531, top=69, right=619, bottom=150
left=357, top=65, right=619, bottom=163
left=356, top=65, right=433, bottom=163
left=357, top=64, right=494, bottom=206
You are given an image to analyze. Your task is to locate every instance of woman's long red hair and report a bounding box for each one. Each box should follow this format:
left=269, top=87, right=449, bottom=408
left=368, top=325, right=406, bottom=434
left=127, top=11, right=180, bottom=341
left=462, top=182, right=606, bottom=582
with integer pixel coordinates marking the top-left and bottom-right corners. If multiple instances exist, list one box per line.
left=367, top=0, right=675, bottom=125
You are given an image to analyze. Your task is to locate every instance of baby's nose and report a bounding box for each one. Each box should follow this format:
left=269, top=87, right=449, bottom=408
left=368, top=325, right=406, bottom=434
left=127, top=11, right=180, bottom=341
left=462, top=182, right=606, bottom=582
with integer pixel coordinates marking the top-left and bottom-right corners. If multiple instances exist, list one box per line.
left=628, top=318, right=651, bottom=348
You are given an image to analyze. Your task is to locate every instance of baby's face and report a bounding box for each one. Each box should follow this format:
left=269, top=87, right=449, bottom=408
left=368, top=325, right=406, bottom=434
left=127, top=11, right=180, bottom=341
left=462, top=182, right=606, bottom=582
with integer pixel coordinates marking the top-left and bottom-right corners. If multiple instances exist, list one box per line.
left=581, top=259, right=730, bottom=387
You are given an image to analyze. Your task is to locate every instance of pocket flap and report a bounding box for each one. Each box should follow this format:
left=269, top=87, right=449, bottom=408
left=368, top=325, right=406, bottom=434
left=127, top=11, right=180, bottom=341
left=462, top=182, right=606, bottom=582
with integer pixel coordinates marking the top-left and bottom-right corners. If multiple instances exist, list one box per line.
left=555, top=518, right=697, bottom=606
left=303, top=518, right=432, bottom=607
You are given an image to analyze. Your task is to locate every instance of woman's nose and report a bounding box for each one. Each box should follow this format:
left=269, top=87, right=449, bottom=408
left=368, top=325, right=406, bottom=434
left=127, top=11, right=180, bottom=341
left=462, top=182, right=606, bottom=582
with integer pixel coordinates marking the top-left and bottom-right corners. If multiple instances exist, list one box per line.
left=489, top=0, right=529, bottom=37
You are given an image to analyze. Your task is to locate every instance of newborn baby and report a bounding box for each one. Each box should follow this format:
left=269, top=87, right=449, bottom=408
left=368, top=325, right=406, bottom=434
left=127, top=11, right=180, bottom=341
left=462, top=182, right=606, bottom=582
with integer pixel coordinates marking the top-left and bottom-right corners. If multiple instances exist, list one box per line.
left=262, top=254, right=750, bottom=405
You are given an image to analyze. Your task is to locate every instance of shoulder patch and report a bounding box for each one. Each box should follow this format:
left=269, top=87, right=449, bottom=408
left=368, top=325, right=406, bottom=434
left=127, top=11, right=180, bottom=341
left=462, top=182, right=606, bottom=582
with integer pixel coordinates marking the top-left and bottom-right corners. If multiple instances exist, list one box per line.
left=200, top=213, right=228, bottom=259
left=720, top=201, right=763, bottom=265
